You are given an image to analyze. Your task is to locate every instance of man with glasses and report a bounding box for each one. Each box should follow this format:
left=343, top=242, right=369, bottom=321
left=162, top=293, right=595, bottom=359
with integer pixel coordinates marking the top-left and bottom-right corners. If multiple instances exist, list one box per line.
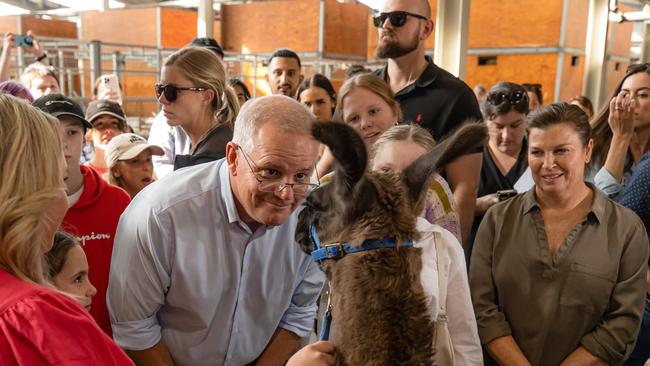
left=108, top=95, right=333, bottom=366
left=375, top=0, right=484, bottom=246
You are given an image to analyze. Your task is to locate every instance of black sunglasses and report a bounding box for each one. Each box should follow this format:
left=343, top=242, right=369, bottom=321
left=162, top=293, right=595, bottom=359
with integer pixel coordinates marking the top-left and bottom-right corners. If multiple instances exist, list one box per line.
left=155, top=84, right=207, bottom=102
left=373, top=11, right=429, bottom=28
left=486, top=91, right=529, bottom=106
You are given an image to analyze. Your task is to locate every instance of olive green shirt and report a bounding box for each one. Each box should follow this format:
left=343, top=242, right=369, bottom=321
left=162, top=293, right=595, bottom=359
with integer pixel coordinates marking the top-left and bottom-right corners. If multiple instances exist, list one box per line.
left=469, top=187, right=649, bottom=366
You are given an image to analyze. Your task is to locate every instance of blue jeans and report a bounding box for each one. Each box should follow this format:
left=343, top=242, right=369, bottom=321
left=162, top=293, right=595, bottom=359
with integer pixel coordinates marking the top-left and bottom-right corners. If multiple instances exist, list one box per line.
left=624, top=296, right=650, bottom=366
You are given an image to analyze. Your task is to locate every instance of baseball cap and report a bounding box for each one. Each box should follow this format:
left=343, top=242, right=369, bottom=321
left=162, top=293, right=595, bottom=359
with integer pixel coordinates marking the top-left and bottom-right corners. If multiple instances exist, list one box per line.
left=32, top=93, right=92, bottom=130
left=86, top=99, right=127, bottom=125
left=105, top=133, right=164, bottom=168
left=188, top=37, right=224, bottom=58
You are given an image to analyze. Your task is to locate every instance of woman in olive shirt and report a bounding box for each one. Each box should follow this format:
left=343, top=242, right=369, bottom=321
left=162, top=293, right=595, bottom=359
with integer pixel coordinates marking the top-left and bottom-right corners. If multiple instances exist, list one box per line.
left=469, top=103, right=649, bottom=366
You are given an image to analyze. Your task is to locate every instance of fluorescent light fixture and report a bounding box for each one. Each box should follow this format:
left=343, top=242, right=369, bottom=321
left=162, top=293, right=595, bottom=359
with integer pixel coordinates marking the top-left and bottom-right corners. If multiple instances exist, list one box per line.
left=0, top=2, right=29, bottom=15
left=47, top=0, right=125, bottom=11
left=357, top=0, right=384, bottom=11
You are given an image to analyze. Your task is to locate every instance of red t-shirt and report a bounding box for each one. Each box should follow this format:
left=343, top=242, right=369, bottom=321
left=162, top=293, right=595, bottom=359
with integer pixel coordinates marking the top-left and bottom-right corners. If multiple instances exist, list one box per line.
left=0, top=269, right=134, bottom=365
left=62, top=165, right=131, bottom=336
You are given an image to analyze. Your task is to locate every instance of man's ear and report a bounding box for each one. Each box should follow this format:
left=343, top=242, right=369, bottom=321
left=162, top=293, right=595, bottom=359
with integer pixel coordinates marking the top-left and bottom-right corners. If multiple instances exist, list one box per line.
left=299, top=74, right=305, bottom=85
left=225, top=142, right=238, bottom=175
left=421, top=20, right=434, bottom=40
left=264, top=73, right=270, bottom=84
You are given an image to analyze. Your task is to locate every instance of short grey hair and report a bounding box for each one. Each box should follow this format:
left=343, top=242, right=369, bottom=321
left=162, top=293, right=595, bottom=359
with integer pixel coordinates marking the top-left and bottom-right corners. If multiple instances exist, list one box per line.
left=232, top=95, right=316, bottom=152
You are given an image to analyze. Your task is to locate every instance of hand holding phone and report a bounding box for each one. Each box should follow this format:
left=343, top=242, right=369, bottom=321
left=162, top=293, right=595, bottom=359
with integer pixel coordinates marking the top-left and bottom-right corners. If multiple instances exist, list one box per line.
left=97, top=74, right=123, bottom=105
left=14, top=34, right=34, bottom=48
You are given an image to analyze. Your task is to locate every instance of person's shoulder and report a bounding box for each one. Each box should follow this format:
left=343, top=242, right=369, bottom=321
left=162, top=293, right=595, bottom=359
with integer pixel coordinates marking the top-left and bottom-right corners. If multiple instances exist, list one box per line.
left=0, top=283, right=134, bottom=365
left=138, top=159, right=227, bottom=211
left=103, top=184, right=131, bottom=203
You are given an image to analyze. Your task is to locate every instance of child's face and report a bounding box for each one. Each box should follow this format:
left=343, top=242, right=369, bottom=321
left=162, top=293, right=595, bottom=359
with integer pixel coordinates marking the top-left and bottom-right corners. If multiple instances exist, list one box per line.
left=114, top=149, right=155, bottom=197
left=372, top=140, right=427, bottom=173
left=53, top=245, right=97, bottom=311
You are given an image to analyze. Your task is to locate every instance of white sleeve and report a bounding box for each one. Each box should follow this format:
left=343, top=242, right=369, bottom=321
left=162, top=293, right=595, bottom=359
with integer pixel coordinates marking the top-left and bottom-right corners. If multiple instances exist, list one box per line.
left=107, top=200, right=174, bottom=350
left=442, top=229, right=484, bottom=366
left=148, top=111, right=175, bottom=177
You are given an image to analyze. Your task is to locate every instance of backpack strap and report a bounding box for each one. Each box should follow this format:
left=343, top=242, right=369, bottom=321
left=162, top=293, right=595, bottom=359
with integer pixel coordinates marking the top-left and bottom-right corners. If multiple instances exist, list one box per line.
left=433, top=231, right=448, bottom=319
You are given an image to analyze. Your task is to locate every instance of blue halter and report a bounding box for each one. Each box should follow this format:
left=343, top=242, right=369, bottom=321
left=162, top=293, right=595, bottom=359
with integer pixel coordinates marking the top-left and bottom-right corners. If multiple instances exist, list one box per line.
left=309, top=225, right=414, bottom=262
left=308, top=225, right=414, bottom=341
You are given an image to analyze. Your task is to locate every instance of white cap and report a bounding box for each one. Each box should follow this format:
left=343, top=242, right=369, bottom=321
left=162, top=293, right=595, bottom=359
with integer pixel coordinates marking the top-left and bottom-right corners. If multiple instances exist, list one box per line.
left=105, top=133, right=164, bottom=168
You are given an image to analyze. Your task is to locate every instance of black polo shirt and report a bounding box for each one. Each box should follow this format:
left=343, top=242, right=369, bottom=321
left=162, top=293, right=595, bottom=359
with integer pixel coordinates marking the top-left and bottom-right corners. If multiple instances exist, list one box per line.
left=377, top=57, right=482, bottom=141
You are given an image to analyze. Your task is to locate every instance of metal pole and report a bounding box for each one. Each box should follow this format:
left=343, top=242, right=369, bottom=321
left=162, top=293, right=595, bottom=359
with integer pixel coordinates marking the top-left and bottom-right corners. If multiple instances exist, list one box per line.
left=253, top=55, right=258, bottom=98
left=198, top=0, right=215, bottom=38
left=89, top=40, right=102, bottom=88
left=318, top=0, right=325, bottom=58
left=58, top=49, right=66, bottom=95
left=66, top=69, right=73, bottom=97
left=434, top=0, right=471, bottom=79
left=642, top=22, right=650, bottom=63
left=554, top=0, right=570, bottom=103
left=582, top=0, right=609, bottom=110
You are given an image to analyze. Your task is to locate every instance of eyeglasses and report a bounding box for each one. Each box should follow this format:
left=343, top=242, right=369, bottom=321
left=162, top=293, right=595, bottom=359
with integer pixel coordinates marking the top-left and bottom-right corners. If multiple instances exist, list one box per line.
left=155, top=84, right=207, bottom=102
left=486, top=90, right=529, bottom=106
left=373, top=11, right=429, bottom=28
left=237, top=145, right=319, bottom=195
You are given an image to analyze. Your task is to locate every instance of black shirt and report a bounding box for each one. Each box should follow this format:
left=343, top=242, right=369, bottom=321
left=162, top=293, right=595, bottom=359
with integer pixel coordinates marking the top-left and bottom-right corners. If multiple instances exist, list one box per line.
left=174, top=124, right=233, bottom=170
left=478, top=140, right=529, bottom=197
left=377, top=57, right=482, bottom=141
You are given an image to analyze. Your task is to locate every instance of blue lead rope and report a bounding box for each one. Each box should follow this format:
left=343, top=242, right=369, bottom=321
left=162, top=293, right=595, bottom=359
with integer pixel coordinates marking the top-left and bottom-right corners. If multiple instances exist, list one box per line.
left=309, top=225, right=414, bottom=341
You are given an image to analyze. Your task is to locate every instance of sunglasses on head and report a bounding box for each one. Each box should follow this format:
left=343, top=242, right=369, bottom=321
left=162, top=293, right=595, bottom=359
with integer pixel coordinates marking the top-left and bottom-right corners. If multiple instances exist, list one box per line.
left=486, top=91, right=529, bottom=106
left=373, top=11, right=429, bottom=28
left=155, top=84, right=207, bottom=102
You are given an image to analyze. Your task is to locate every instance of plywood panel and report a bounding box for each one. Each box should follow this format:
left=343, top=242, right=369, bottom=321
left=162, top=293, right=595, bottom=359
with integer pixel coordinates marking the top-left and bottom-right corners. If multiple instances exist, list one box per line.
left=162, top=8, right=197, bottom=49
left=468, top=0, right=563, bottom=48
left=0, top=15, right=76, bottom=38
left=609, top=4, right=634, bottom=57
left=559, top=53, right=585, bottom=102
left=222, top=0, right=320, bottom=54
left=564, top=0, right=589, bottom=50
left=367, top=0, right=437, bottom=60
left=323, top=0, right=367, bottom=58
left=81, top=9, right=157, bottom=46
left=465, top=53, right=558, bottom=103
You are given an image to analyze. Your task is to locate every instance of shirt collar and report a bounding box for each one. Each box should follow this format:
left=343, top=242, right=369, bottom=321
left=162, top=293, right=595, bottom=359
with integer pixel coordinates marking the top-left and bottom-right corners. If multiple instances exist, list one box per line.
left=522, top=183, right=605, bottom=224
left=219, top=161, right=242, bottom=225
left=378, top=56, right=439, bottom=92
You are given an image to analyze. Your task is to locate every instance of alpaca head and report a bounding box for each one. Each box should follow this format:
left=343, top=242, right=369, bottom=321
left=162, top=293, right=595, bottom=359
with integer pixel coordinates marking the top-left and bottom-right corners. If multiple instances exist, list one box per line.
left=296, top=121, right=487, bottom=257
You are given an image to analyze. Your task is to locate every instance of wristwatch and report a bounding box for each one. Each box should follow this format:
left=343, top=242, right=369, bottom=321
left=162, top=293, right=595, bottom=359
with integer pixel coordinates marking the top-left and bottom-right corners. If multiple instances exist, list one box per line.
left=36, top=53, right=47, bottom=62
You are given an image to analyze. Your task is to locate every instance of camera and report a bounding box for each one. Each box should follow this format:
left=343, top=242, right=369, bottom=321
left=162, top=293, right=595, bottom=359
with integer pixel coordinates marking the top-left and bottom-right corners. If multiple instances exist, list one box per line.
left=15, top=35, right=34, bottom=48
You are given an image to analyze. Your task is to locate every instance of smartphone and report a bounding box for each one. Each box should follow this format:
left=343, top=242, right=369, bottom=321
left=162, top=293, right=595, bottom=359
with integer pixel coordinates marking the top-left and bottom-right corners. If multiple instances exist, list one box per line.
left=15, top=34, right=34, bottom=48
left=497, top=189, right=517, bottom=201
left=97, top=74, right=123, bottom=105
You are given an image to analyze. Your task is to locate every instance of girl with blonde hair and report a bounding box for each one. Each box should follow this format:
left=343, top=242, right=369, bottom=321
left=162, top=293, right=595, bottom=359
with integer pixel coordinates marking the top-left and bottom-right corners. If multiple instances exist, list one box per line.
left=0, top=94, right=132, bottom=364
left=158, top=46, right=240, bottom=170
left=371, top=124, right=461, bottom=242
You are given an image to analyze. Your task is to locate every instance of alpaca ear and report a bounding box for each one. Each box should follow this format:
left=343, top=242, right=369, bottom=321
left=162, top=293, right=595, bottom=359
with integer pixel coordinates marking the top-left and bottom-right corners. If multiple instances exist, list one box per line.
left=402, top=120, right=487, bottom=210
left=312, top=121, right=367, bottom=196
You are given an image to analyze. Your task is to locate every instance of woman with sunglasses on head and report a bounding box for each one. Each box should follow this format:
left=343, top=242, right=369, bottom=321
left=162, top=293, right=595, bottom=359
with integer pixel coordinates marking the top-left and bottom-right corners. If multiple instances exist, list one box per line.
left=467, top=83, right=533, bottom=263
left=590, top=63, right=650, bottom=199
left=157, top=46, right=239, bottom=170
left=0, top=95, right=132, bottom=365
left=470, top=103, right=648, bottom=366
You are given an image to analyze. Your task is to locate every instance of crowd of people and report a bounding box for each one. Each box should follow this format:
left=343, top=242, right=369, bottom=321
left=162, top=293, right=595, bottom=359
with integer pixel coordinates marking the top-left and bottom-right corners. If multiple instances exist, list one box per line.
left=0, top=0, right=649, bottom=365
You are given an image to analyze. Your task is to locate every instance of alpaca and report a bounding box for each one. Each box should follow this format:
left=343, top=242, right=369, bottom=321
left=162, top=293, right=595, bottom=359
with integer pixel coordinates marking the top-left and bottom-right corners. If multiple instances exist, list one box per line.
left=296, top=121, right=487, bottom=366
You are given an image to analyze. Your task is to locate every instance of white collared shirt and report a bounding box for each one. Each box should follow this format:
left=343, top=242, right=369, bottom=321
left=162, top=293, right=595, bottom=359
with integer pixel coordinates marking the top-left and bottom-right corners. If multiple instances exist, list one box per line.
left=107, top=159, right=324, bottom=366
